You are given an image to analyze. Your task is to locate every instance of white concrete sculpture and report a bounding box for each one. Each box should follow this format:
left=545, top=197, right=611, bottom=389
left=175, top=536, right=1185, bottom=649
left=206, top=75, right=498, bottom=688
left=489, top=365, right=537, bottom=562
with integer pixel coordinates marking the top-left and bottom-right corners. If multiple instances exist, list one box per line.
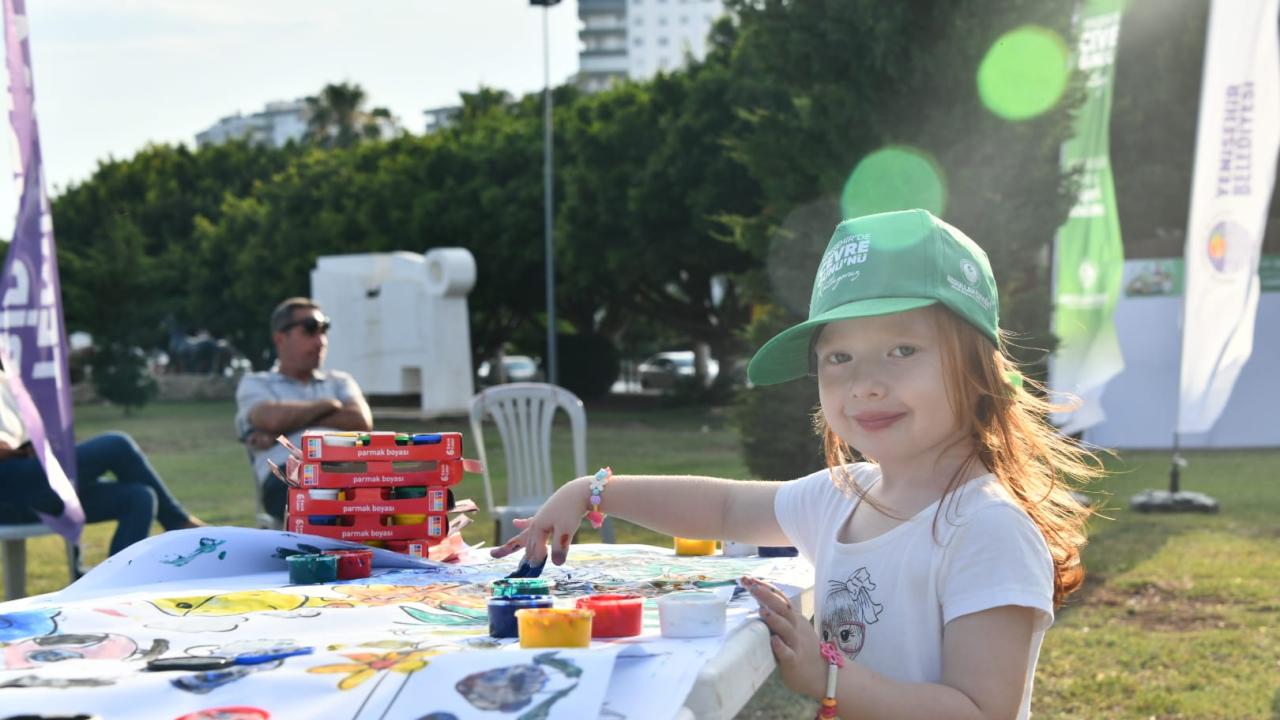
left=312, top=248, right=476, bottom=417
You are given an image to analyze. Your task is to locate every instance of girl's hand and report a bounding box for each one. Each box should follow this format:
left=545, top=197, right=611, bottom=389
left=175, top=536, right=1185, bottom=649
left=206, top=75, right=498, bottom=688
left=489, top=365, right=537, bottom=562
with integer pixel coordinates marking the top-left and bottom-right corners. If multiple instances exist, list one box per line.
left=489, top=477, right=591, bottom=566
left=744, top=576, right=826, bottom=699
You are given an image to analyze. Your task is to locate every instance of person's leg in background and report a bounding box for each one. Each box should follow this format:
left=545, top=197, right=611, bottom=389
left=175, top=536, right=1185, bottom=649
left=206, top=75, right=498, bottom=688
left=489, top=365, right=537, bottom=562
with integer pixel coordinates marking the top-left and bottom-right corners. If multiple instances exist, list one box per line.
left=261, top=474, right=288, bottom=524
left=76, top=478, right=156, bottom=556
left=75, top=432, right=203, bottom=537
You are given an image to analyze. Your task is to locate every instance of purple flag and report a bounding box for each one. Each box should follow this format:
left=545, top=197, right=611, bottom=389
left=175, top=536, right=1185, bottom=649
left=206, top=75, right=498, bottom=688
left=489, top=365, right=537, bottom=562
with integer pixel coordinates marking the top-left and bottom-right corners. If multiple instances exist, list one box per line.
left=1, top=0, right=83, bottom=541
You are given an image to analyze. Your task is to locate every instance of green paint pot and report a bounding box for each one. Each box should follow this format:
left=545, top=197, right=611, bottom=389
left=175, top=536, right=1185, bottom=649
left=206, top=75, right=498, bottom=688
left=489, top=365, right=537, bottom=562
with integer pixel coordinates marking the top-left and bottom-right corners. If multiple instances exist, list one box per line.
left=287, top=553, right=338, bottom=584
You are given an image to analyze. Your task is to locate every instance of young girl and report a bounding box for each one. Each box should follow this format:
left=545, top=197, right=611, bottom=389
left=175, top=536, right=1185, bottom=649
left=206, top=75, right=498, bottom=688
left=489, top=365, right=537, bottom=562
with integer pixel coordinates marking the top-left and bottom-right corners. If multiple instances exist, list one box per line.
left=492, top=208, right=1098, bottom=719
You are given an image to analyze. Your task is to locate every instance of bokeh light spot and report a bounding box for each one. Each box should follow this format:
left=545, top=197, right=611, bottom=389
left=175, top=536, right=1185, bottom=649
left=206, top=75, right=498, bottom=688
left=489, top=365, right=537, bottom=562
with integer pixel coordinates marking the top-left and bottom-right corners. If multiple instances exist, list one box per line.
left=840, top=146, right=947, bottom=222
left=977, top=25, right=1070, bottom=121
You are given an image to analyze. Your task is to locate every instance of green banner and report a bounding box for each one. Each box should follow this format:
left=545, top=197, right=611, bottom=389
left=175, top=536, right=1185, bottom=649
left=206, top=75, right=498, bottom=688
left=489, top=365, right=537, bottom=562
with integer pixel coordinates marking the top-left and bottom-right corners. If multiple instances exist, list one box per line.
left=1050, top=0, right=1127, bottom=433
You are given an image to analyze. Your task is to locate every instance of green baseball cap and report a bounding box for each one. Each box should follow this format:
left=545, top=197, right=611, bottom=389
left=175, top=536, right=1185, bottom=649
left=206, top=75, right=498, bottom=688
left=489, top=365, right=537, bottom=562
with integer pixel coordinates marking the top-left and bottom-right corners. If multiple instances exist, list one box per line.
left=747, top=209, right=1000, bottom=386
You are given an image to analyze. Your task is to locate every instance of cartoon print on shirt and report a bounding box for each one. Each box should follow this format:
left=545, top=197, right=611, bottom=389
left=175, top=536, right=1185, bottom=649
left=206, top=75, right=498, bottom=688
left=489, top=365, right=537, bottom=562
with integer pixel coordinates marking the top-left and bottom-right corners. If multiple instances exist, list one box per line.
left=821, top=567, right=883, bottom=660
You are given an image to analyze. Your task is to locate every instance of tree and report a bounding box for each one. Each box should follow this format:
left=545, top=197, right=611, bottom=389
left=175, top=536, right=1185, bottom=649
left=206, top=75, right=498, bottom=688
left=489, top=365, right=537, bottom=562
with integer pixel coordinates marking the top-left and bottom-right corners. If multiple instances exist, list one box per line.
left=304, top=82, right=398, bottom=148
left=720, top=0, right=1082, bottom=478
left=52, top=140, right=295, bottom=351
left=557, top=66, right=764, bottom=391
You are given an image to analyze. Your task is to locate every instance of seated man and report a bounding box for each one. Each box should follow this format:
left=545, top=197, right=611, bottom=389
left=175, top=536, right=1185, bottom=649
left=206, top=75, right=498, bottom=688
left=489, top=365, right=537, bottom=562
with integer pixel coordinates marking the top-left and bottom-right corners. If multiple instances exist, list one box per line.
left=0, top=365, right=204, bottom=557
left=235, top=297, right=372, bottom=523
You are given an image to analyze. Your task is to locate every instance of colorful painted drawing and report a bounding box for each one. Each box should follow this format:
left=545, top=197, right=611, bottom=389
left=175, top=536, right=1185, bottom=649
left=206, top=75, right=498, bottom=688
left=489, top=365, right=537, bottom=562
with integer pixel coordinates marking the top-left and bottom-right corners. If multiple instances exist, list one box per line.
left=161, top=537, right=227, bottom=567
left=0, top=608, right=58, bottom=641
left=308, top=648, right=438, bottom=690
left=0, top=533, right=808, bottom=720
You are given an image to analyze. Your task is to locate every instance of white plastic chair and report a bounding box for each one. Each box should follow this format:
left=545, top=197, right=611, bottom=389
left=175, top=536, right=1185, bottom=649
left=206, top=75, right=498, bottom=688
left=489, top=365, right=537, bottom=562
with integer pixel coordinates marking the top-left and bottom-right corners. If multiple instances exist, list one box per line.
left=469, top=382, right=615, bottom=545
left=1, top=522, right=78, bottom=600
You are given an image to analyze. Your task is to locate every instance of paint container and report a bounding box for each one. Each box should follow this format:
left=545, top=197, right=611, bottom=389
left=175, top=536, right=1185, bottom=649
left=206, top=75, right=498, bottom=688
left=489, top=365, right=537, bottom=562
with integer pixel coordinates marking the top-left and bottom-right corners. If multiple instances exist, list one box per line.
left=515, top=607, right=594, bottom=648
left=175, top=707, right=269, bottom=720
left=323, top=548, right=373, bottom=580
left=757, top=546, right=800, bottom=558
left=322, top=433, right=358, bottom=447
left=385, top=539, right=425, bottom=558
left=491, top=578, right=555, bottom=597
left=286, top=553, right=338, bottom=585
left=390, top=485, right=428, bottom=526
left=488, top=594, right=553, bottom=638
left=391, top=486, right=428, bottom=499
left=411, top=433, right=442, bottom=445
left=722, top=540, right=757, bottom=558
left=308, top=488, right=342, bottom=525
left=657, top=590, right=727, bottom=638
left=395, top=433, right=410, bottom=445
left=362, top=540, right=386, bottom=549
left=673, top=537, right=719, bottom=556
left=576, top=593, right=644, bottom=638
left=356, top=433, right=371, bottom=446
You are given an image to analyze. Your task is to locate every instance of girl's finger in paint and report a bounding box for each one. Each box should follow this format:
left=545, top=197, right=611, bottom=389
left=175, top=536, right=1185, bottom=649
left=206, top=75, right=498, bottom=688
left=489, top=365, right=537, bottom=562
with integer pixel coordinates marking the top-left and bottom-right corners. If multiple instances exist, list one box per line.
left=550, top=527, right=574, bottom=565
left=489, top=536, right=525, bottom=559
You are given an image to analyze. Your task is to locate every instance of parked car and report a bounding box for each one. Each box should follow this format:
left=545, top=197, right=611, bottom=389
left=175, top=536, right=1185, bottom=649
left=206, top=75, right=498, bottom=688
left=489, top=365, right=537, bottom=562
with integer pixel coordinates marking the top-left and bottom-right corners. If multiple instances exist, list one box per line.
left=477, top=355, right=544, bottom=386
left=637, top=351, right=719, bottom=391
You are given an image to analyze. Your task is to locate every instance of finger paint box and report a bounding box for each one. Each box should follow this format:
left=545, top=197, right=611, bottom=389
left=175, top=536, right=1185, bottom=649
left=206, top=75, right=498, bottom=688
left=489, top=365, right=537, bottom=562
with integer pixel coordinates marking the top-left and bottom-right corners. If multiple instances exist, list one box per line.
left=284, top=431, right=484, bottom=553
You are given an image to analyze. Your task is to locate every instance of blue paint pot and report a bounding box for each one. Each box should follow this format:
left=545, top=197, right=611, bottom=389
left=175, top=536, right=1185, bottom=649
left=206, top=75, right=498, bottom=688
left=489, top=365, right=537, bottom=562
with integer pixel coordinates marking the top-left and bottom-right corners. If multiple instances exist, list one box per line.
left=757, top=545, right=800, bottom=558
left=411, top=433, right=442, bottom=445
left=488, top=594, right=553, bottom=638
left=287, top=553, right=338, bottom=584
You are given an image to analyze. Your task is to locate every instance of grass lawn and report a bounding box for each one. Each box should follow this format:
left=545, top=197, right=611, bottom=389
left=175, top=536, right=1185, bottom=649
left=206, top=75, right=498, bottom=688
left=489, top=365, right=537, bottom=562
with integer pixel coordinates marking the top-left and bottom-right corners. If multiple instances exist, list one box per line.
left=3, top=400, right=1278, bottom=718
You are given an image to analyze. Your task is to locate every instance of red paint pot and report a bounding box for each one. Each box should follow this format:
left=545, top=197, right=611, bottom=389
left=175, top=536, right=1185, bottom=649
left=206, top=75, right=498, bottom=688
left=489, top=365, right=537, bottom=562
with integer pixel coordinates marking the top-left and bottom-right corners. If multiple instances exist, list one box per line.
left=323, top=548, right=373, bottom=579
left=576, top=593, right=644, bottom=638
left=174, top=707, right=269, bottom=720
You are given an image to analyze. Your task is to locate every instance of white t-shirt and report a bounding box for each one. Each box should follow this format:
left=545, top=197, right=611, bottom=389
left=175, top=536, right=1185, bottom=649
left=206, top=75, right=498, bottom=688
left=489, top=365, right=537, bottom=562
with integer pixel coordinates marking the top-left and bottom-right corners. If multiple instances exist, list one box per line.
left=775, top=463, right=1055, bottom=720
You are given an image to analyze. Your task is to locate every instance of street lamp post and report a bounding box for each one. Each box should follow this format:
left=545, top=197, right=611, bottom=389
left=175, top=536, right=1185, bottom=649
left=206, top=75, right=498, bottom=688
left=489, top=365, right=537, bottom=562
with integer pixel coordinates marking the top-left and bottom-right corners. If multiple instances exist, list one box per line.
left=530, top=0, right=561, bottom=386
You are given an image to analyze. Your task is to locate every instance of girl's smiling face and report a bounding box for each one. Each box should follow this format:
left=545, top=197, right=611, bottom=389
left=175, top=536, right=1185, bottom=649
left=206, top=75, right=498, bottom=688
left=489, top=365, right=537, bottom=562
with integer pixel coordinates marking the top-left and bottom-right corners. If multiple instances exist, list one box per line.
left=814, top=307, right=969, bottom=470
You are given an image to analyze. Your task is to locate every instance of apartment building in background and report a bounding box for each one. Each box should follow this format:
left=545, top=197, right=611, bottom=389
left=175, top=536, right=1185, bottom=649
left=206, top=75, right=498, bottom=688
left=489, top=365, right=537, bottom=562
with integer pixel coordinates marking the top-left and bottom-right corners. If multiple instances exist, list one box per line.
left=578, top=0, right=726, bottom=93
left=195, top=100, right=308, bottom=148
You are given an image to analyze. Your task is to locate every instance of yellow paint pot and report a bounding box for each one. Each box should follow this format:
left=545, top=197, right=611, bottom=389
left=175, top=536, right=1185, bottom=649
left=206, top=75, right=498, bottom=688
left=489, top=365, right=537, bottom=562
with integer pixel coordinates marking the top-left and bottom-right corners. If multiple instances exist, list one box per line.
left=391, top=514, right=427, bottom=526
left=673, top=537, right=718, bottom=556
left=515, top=607, right=594, bottom=648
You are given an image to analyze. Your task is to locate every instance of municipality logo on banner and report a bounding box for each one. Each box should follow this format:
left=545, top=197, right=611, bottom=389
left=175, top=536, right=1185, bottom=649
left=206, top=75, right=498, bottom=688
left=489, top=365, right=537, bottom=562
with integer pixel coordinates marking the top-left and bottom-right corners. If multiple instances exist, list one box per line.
left=1177, top=0, right=1280, bottom=436
left=1049, top=0, right=1126, bottom=435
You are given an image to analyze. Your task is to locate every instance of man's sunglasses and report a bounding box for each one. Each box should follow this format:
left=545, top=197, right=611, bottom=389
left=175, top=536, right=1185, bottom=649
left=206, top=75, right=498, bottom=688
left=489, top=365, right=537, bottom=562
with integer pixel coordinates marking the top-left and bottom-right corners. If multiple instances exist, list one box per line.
left=279, top=317, right=331, bottom=336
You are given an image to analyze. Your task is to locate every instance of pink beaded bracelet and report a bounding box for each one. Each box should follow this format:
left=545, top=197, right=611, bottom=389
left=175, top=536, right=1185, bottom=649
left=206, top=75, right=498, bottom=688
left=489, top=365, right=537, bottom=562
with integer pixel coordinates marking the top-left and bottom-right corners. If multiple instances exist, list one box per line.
left=815, top=641, right=844, bottom=719
left=586, top=467, right=611, bottom=529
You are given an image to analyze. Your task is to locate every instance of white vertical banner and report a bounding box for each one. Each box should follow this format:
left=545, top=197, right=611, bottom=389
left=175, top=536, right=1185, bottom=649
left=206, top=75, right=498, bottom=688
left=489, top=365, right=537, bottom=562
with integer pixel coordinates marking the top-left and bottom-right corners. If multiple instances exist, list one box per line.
left=1177, top=0, right=1280, bottom=435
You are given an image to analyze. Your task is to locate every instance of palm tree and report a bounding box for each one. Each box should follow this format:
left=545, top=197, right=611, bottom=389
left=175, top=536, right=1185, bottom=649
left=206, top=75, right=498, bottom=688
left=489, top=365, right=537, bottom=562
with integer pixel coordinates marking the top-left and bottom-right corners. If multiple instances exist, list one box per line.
left=304, top=82, right=397, bottom=148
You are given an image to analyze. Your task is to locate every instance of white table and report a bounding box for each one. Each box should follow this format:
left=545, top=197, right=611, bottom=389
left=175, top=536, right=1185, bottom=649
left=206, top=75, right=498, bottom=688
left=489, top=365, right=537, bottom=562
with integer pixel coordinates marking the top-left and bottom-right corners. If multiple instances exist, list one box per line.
left=679, top=580, right=815, bottom=719
left=0, top=529, right=814, bottom=719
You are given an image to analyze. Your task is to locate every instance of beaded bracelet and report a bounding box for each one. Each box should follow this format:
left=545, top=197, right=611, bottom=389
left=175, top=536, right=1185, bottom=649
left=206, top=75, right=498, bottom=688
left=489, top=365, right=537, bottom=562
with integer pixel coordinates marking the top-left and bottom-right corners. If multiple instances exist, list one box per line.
left=815, top=642, right=845, bottom=719
left=586, top=467, right=612, bottom=529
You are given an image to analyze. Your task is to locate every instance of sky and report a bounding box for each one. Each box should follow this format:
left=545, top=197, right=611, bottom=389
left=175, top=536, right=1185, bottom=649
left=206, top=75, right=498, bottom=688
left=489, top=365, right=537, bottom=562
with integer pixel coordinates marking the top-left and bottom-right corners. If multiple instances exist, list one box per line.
left=0, top=0, right=584, bottom=229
